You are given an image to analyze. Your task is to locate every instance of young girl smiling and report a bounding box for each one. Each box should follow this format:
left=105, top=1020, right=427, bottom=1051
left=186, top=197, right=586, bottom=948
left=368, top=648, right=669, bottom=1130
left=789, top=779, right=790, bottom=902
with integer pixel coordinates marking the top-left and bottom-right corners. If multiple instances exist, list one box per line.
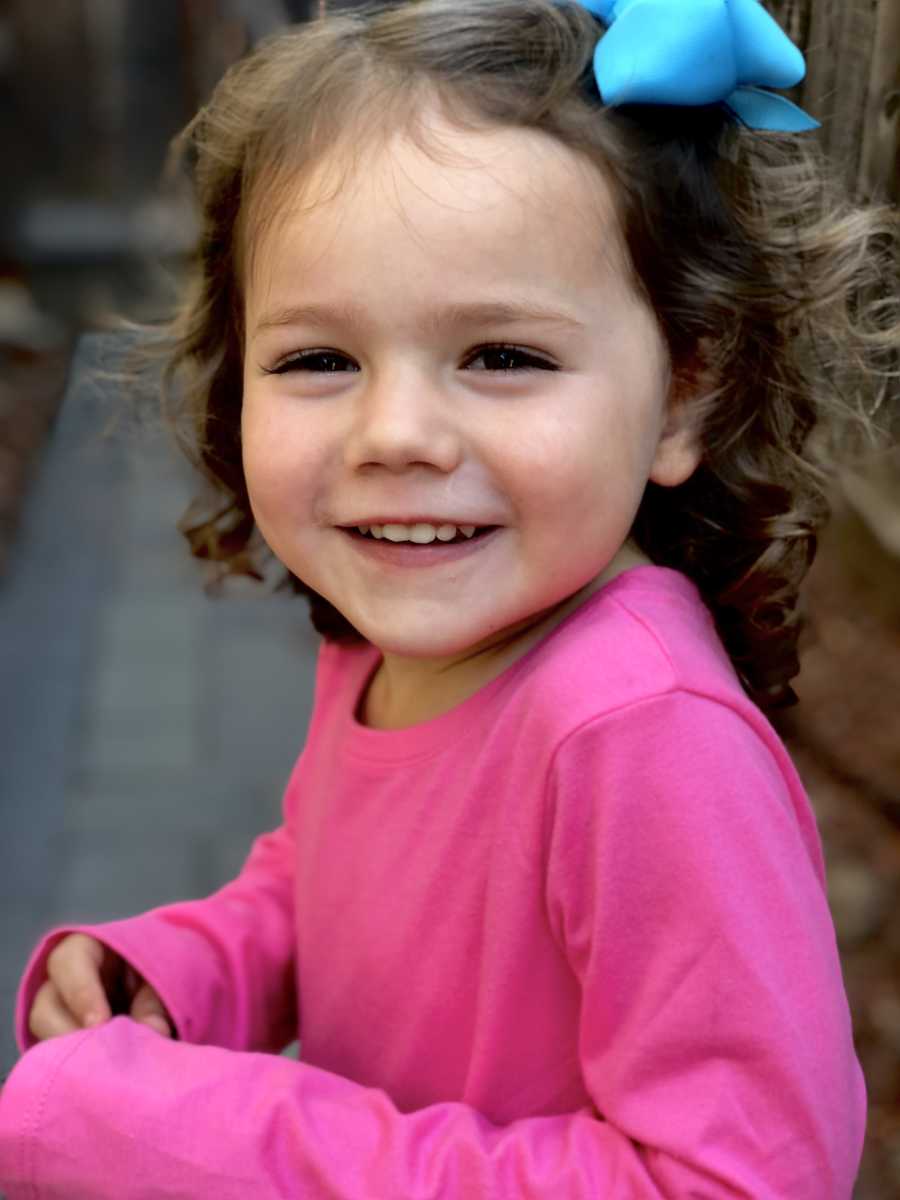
left=1, top=1, right=895, bottom=1195
left=243, top=115, right=700, bottom=725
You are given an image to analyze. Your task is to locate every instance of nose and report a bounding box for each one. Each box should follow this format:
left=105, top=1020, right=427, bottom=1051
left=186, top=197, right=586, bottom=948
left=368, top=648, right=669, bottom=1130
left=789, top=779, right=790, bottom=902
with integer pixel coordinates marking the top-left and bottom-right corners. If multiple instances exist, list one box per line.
left=342, top=366, right=463, bottom=475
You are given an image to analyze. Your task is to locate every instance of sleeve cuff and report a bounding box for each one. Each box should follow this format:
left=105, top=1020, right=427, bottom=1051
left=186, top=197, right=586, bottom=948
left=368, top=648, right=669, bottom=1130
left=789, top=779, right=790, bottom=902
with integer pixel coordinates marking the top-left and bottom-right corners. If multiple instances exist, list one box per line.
left=14, top=924, right=186, bottom=1055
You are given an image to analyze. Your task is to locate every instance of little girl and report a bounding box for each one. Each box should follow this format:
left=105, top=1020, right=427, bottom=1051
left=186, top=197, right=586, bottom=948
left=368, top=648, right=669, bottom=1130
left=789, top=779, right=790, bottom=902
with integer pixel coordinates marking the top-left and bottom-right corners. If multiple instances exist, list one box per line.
left=1, top=1, right=895, bottom=1196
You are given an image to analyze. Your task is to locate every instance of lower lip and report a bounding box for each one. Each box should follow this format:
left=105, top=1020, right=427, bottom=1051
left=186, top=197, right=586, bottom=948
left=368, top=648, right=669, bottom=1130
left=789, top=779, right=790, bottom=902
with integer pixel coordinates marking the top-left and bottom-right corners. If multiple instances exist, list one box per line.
left=340, top=527, right=501, bottom=568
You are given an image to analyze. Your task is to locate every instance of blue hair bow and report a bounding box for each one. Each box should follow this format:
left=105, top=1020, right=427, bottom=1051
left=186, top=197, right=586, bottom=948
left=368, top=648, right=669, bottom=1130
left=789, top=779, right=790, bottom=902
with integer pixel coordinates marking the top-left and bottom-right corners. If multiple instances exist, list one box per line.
left=577, top=0, right=819, bottom=132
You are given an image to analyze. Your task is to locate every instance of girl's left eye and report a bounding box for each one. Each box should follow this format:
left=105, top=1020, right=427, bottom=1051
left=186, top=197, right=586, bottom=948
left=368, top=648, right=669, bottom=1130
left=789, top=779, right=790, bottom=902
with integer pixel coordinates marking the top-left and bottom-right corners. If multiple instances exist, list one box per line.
left=462, top=345, right=557, bottom=372
left=264, top=350, right=359, bottom=375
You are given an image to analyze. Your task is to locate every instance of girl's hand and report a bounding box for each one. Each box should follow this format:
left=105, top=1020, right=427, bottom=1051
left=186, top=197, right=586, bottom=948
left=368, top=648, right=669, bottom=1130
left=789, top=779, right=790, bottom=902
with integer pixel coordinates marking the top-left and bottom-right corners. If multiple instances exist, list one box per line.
left=28, top=933, right=175, bottom=1041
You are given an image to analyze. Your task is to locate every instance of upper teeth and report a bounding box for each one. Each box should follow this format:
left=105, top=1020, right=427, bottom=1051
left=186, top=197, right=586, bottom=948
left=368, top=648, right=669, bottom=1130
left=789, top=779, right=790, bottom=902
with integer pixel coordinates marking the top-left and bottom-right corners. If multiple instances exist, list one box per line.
left=357, top=523, right=478, bottom=543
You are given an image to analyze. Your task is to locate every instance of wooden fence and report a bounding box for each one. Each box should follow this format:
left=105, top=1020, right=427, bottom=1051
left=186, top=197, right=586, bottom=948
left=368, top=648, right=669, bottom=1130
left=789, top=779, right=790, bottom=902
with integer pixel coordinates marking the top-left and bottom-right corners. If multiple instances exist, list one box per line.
left=771, top=0, right=899, bottom=202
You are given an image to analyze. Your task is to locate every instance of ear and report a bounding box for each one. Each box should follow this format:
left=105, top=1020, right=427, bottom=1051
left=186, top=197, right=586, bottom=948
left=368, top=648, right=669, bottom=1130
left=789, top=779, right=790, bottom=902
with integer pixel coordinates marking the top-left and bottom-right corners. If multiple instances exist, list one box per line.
left=649, top=407, right=703, bottom=487
left=648, top=351, right=709, bottom=488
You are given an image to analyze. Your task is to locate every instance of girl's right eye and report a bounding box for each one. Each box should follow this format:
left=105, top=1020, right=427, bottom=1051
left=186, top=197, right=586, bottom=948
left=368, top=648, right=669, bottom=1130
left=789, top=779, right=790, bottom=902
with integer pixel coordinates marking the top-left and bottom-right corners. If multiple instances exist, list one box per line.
left=264, top=350, right=360, bottom=375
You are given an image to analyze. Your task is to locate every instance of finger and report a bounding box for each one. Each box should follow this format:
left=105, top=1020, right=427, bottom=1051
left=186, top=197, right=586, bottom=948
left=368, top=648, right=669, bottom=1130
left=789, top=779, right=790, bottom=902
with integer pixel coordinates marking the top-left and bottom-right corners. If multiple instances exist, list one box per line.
left=135, top=1013, right=173, bottom=1037
left=47, top=936, right=113, bottom=1026
left=130, top=982, right=173, bottom=1038
left=123, top=964, right=141, bottom=996
left=28, top=980, right=85, bottom=1042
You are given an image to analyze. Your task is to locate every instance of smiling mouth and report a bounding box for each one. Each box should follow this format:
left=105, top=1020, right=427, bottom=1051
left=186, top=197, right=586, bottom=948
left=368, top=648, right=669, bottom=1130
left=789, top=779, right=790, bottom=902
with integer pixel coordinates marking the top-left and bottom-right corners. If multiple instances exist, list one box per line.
left=343, top=522, right=498, bottom=545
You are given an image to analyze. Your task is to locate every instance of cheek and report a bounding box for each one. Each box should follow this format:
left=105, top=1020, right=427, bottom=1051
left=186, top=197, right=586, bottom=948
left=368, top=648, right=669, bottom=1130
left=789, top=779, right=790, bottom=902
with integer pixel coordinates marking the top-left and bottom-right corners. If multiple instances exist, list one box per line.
left=500, top=407, right=599, bottom=478
left=512, top=406, right=665, bottom=550
left=241, top=415, right=280, bottom=511
left=241, top=401, right=314, bottom=525
left=508, top=406, right=644, bottom=499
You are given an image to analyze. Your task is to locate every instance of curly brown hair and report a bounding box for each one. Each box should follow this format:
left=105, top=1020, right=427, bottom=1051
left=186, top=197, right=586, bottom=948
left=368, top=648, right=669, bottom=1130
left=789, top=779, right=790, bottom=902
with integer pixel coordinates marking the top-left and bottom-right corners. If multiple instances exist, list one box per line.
left=147, top=0, right=898, bottom=711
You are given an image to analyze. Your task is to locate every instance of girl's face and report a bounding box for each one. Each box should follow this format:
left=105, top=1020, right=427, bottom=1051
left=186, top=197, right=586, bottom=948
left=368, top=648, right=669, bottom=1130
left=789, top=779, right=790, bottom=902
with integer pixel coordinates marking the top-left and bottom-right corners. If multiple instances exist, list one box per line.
left=241, top=111, right=700, bottom=665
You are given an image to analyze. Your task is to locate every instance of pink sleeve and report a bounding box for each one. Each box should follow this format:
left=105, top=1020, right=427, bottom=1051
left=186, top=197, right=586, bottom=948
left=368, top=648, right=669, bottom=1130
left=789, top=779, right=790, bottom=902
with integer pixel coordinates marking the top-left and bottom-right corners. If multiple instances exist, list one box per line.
left=0, top=1017, right=708, bottom=1199
left=14, top=755, right=304, bottom=1056
left=0, top=694, right=865, bottom=1199
left=545, top=691, right=866, bottom=1197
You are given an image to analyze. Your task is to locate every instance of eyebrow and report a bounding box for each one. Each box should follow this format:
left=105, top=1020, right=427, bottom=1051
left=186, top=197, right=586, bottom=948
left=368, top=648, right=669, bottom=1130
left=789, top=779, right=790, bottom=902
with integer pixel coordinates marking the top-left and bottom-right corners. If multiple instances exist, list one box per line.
left=250, top=299, right=586, bottom=339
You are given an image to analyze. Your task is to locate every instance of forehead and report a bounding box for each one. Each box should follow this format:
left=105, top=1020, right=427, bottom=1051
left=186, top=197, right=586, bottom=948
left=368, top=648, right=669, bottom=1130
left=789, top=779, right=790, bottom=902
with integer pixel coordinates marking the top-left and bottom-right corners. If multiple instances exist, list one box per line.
left=245, top=110, right=631, bottom=314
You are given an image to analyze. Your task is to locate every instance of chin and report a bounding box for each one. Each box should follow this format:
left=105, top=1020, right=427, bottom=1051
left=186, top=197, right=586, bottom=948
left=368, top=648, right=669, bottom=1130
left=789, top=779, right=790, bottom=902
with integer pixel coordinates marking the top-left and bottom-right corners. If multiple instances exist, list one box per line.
left=352, top=602, right=554, bottom=663
left=356, top=625, right=485, bottom=661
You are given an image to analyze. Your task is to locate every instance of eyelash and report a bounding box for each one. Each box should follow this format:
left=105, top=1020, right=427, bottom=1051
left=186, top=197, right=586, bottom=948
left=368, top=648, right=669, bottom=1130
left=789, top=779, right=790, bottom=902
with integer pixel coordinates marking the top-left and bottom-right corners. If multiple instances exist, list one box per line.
left=465, top=345, right=557, bottom=372
left=263, top=345, right=557, bottom=375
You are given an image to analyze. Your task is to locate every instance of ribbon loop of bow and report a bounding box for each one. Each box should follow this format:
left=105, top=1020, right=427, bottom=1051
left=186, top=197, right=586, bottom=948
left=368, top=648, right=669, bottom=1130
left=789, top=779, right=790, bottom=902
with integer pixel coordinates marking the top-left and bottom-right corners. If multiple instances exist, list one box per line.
left=577, top=0, right=818, bottom=132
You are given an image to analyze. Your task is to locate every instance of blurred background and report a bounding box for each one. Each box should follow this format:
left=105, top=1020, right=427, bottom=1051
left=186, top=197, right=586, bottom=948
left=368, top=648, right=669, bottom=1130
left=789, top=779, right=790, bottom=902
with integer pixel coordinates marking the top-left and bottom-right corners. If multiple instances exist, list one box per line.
left=0, top=0, right=897, bottom=1196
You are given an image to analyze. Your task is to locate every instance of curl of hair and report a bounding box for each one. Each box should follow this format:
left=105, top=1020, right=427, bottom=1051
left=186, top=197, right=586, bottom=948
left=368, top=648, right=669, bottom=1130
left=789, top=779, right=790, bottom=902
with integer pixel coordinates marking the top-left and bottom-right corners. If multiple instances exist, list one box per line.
left=139, top=0, right=898, bottom=711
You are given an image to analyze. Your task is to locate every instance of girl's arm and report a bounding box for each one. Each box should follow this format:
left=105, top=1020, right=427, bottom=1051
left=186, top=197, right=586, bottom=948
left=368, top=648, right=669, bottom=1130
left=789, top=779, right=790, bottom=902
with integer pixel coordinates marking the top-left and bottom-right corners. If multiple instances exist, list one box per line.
left=14, top=753, right=305, bottom=1057
left=0, top=692, right=865, bottom=1199
left=542, top=692, right=867, bottom=1196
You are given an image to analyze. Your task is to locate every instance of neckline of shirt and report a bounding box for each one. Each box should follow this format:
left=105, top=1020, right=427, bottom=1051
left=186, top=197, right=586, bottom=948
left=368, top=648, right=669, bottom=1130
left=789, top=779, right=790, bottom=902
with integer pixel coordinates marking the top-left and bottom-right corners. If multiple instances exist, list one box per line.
left=336, top=565, right=700, bottom=764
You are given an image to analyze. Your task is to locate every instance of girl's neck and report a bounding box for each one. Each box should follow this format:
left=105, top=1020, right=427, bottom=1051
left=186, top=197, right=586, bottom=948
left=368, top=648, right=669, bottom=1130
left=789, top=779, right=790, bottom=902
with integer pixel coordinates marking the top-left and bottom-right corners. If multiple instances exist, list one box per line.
left=360, top=543, right=651, bottom=730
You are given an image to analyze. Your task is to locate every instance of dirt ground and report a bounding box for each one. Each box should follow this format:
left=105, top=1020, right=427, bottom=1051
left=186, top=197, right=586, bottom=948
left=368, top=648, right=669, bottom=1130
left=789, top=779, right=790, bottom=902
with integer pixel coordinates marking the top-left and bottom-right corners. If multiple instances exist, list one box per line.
left=779, top=474, right=900, bottom=1199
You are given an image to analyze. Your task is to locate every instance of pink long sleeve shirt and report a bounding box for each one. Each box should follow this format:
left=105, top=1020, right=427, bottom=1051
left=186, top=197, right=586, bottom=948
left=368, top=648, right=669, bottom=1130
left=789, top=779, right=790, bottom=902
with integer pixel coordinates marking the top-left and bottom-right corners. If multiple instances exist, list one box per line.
left=0, top=567, right=866, bottom=1198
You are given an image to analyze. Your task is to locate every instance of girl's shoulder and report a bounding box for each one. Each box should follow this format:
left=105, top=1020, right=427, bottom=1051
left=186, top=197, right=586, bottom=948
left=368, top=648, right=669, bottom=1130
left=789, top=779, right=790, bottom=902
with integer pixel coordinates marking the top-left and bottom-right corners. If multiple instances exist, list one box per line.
left=538, top=567, right=824, bottom=888
left=517, top=566, right=809, bottom=823
left=517, top=565, right=752, bottom=730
